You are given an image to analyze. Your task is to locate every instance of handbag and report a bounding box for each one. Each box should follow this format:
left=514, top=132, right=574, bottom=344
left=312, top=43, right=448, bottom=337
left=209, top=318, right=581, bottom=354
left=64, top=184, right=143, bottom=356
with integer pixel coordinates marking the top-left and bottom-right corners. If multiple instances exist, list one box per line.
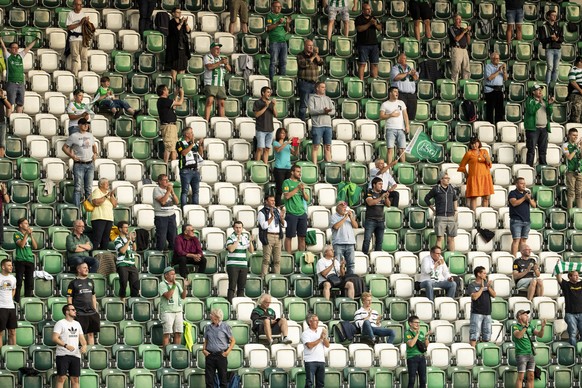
left=326, top=274, right=343, bottom=287
left=416, top=339, right=427, bottom=353
left=82, top=197, right=94, bottom=212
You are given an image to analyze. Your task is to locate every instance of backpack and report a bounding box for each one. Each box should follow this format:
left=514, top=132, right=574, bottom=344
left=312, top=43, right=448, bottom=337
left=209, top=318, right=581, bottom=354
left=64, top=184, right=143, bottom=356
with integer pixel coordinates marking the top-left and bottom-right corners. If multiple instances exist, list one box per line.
left=461, top=100, right=477, bottom=123
left=258, top=207, right=283, bottom=246
left=154, top=11, right=170, bottom=37
left=228, top=374, right=241, bottom=388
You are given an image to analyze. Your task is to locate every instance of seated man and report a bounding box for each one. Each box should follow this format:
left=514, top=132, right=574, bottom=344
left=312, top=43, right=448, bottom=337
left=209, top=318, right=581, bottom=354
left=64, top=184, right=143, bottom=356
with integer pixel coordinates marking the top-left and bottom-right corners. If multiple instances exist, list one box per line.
left=513, top=244, right=543, bottom=301
left=66, top=220, right=99, bottom=273
left=173, top=224, right=206, bottom=278
left=419, top=246, right=457, bottom=301
left=354, top=292, right=395, bottom=345
left=316, top=245, right=355, bottom=300
left=250, top=293, right=292, bottom=345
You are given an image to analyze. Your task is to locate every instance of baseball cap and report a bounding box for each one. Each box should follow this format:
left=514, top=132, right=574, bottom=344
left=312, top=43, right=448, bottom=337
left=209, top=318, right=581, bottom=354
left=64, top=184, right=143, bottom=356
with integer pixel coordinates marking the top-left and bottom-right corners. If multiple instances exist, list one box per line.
left=78, top=118, right=89, bottom=125
left=163, top=266, right=175, bottom=275
left=515, top=309, right=530, bottom=318
left=530, top=84, right=544, bottom=92
left=210, top=42, right=222, bottom=48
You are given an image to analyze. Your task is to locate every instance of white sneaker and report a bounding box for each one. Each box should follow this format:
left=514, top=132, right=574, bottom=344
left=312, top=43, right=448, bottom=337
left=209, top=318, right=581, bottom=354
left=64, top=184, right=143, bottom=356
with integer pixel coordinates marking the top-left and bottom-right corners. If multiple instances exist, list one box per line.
left=282, top=336, right=292, bottom=345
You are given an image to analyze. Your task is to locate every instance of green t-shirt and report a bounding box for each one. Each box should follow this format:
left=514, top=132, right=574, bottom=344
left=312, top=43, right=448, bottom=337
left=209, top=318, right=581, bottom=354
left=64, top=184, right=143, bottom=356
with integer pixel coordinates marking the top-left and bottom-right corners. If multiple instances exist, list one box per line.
left=158, top=280, right=184, bottom=313
left=266, top=12, right=287, bottom=43
left=282, top=178, right=306, bottom=216
left=14, top=231, right=34, bottom=263
left=404, top=329, right=426, bottom=359
left=564, top=142, right=582, bottom=173
left=5, top=52, right=24, bottom=84
left=512, top=323, right=535, bottom=355
left=95, top=86, right=111, bottom=105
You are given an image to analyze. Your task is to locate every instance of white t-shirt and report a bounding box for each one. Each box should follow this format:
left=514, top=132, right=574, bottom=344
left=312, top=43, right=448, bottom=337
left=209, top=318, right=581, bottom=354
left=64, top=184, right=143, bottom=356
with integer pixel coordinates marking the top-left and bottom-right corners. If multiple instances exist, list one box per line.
left=53, top=318, right=84, bottom=358
left=369, top=167, right=397, bottom=191
left=66, top=10, right=86, bottom=42
left=301, top=327, right=326, bottom=363
left=380, top=99, right=407, bottom=130
left=0, top=274, right=16, bottom=309
left=316, top=257, right=340, bottom=286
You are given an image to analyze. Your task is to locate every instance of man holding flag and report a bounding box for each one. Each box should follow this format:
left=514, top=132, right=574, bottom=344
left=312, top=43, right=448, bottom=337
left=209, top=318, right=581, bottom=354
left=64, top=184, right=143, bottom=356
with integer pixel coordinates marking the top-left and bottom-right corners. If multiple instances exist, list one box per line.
left=555, top=262, right=582, bottom=346
left=380, top=87, right=409, bottom=164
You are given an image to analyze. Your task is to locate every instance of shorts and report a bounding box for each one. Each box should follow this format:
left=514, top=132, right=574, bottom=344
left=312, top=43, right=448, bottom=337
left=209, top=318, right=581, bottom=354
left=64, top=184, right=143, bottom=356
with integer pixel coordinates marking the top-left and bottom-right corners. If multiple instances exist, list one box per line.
left=256, top=131, right=274, bottom=149
left=516, top=277, right=535, bottom=290
left=56, top=355, right=81, bottom=377
left=311, top=126, right=332, bottom=145
left=510, top=219, right=530, bottom=239
left=76, top=312, right=101, bottom=334
left=409, top=1, right=432, bottom=21
left=0, top=308, right=17, bottom=331
left=230, top=0, right=249, bottom=23
left=204, top=85, right=227, bottom=100
left=469, top=313, right=492, bottom=341
left=161, top=311, right=184, bottom=334
left=328, top=6, right=350, bottom=22
left=358, top=45, right=380, bottom=65
left=256, top=320, right=282, bottom=335
left=386, top=128, right=407, bottom=149
left=0, top=121, right=6, bottom=148
left=434, top=216, right=458, bottom=237
left=6, top=82, right=25, bottom=106
left=506, top=8, right=524, bottom=24
left=516, top=354, right=535, bottom=373
left=285, top=213, right=308, bottom=238
left=161, top=123, right=178, bottom=151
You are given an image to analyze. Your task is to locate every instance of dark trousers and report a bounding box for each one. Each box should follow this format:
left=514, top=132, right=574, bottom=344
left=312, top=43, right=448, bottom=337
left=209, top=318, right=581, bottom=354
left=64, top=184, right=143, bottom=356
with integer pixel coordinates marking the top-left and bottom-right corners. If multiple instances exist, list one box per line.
left=173, top=255, right=207, bottom=278
left=117, top=265, right=140, bottom=298
left=154, top=215, right=177, bottom=251
left=399, top=92, right=418, bottom=121
left=305, top=361, right=326, bottom=388
left=67, top=255, right=99, bottom=273
left=484, top=90, right=505, bottom=125
left=205, top=353, right=228, bottom=388
left=388, top=191, right=400, bottom=208
left=362, top=218, right=385, bottom=254
left=407, top=355, right=427, bottom=388
left=14, top=261, right=34, bottom=303
left=138, top=0, right=156, bottom=35
left=226, top=266, right=248, bottom=302
left=273, top=167, right=291, bottom=207
left=525, top=127, right=548, bottom=167
left=91, top=219, right=113, bottom=250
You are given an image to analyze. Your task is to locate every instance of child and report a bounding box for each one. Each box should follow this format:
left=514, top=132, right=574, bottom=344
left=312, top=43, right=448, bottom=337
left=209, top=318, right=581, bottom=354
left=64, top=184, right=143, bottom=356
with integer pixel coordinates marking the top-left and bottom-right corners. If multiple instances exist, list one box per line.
left=94, top=76, right=141, bottom=119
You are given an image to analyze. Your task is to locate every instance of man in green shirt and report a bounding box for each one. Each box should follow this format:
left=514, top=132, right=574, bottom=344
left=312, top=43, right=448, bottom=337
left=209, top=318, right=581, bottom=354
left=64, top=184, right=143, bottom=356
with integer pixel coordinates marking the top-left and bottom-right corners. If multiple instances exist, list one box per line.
left=266, top=0, right=290, bottom=80
left=14, top=218, right=37, bottom=303
left=158, top=267, right=190, bottom=349
left=66, top=220, right=98, bottom=273
left=404, top=315, right=429, bottom=388
left=0, top=38, right=37, bottom=116
left=283, top=165, right=310, bottom=252
left=563, top=127, right=582, bottom=209
left=512, top=309, right=546, bottom=388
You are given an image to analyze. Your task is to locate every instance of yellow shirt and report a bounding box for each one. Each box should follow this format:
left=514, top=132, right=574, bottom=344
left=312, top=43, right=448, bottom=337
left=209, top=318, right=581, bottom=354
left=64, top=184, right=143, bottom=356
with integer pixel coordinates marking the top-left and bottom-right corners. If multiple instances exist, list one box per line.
left=91, top=188, right=114, bottom=221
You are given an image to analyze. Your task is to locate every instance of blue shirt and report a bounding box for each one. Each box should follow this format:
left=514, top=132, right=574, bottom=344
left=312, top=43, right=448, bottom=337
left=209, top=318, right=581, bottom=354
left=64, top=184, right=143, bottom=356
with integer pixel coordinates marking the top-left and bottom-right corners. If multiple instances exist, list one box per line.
left=203, top=322, right=233, bottom=353
left=508, top=189, right=531, bottom=223
left=484, top=63, right=505, bottom=93
left=273, top=141, right=292, bottom=169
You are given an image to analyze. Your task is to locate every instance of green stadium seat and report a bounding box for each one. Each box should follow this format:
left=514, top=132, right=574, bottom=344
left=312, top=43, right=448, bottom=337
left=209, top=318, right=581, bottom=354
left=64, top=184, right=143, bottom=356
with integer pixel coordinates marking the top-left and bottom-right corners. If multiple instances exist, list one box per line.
left=101, top=297, right=125, bottom=322
left=28, top=345, right=53, bottom=371
left=143, top=31, right=165, bottom=53
left=138, top=344, right=163, bottom=370
left=284, top=297, right=308, bottom=322
left=266, top=274, right=288, bottom=299
left=17, top=158, right=40, bottom=182
left=112, top=50, right=134, bottom=73
left=1, top=345, right=26, bottom=372
left=473, top=366, right=498, bottom=388
left=103, top=368, right=128, bottom=387
left=15, top=321, right=35, bottom=347
left=21, top=297, right=45, bottom=323
left=328, top=56, right=349, bottom=79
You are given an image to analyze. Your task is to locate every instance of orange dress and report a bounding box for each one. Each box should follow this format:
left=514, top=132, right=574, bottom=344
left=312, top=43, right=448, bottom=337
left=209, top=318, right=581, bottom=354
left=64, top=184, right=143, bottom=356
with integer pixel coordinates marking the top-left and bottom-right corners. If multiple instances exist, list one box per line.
left=457, top=149, right=495, bottom=198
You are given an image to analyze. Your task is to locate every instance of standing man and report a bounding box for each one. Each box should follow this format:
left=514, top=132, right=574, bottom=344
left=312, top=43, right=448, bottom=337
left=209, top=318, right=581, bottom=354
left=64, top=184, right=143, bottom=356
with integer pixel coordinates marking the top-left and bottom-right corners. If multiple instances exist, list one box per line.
left=380, top=87, right=409, bottom=164
left=391, top=53, right=419, bottom=121
left=301, top=313, right=330, bottom=388
left=355, top=2, right=381, bottom=80
left=512, top=310, right=545, bottom=388
left=283, top=165, right=310, bottom=253
left=308, top=82, right=335, bottom=165
left=329, top=201, right=358, bottom=275
left=203, top=43, right=231, bottom=122
left=266, top=1, right=290, bottom=80
left=409, top=0, right=432, bottom=41
left=0, top=259, right=16, bottom=350
left=508, top=177, right=537, bottom=256
left=539, top=10, right=563, bottom=86
left=467, top=266, right=496, bottom=347
left=362, top=177, right=390, bottom=254
left=569, top=57, right=582, bottom=124
left=229, top=0, right=248, bottom=35
left=66, top=220, right=99, bottom=273
left=66, top=0, right=89, bottom=77
left=524, top=84, right=554, bottom=167
left=67, top=89, right=90, bottom=135
left=176, top=126, right=204, bottom=207
left=556, top=269, right=582, bottom=346
left=253, top=86, right=277, bottom=165
left=326, top=0, right=350, bottom=43
left=513, top=245, right=543, bottom=301
left=369, top=159, right=400, bottom=207
left=250, top=293, right=293, bottom=345
left=159, top=267, right=190, bottom=349
left=63, top=118, right=97, bottom=208
left=484, top=52, right=508, bottom=125
left=354, top=291, right=395, bottom=345
left=0, top=38, right=36, bottom=116
left=153, top=174, right=179, bottom=251
left=563, top=128, right=582, bottom=209
left=424, top=173, right=458, bottom=252
left=419, top=246, right=457, bottom=301
left=173, top=224, right=206, bottom=278
left=225, top=221, right=254, bottom=302
left=405, top=315, right=429, bottom=388
left=157, top=84, right=184, bottom=163
left=257, top=195, right=286, bottom=276
left=66, top=262, right=99, bottom=345
left=14, top=218, right=37, bottom=304
left=52, top=304, right=87, bottom=388
left=114, top=221, right=140, bottom=302
left=203, top=308, right=236, bottom=388
left=0, top=88, right=12, bottom=157
left=505, top=0, right=524, bottom=46
left=297, top=40, right=324, bottom=121
left=448, top=14, right=471, bottom=83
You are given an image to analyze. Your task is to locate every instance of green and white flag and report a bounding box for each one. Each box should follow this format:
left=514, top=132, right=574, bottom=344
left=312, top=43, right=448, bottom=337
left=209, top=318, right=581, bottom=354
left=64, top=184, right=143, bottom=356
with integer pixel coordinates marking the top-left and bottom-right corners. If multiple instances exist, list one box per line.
left=553, top=261, right=582, bottom=275
left=404, top=130, right=443, bottom=162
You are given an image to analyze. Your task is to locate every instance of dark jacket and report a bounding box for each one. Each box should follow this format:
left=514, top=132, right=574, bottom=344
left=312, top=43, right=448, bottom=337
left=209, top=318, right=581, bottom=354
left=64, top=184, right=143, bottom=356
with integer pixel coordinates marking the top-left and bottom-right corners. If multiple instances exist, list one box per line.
left=424, top=184, right=458, bottom=217
left=538, top=22, right=563, bottom=50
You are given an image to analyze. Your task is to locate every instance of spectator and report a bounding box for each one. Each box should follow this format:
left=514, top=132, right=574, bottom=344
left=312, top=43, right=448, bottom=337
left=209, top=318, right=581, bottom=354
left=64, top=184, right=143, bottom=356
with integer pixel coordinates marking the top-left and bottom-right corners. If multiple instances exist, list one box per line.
left=202, top=308, right=236, bottom=388
left=225, top=221, right=254, bottom=302
left=380, top=87, right=409, bottom=164
left=272, top=128, right=299, bottom=207
left=250, top=293, right=292, bottom=345
left=138, top=0, right=156, bottom=35
left=512, top=310, right=546, bottom=388
left=0, top=259, right=16, bottom=350
left=62, top=118, right=97, bottom=207
left=505, top=0, right=524, bottom=46
left=457, top=137, right=494, bottom=211
left=0, top=38, right=36, bottom=116
left=229, top=0, right=249, bottom=34
left=159, top=267, right=190, bottom=349
left=467, top=266, right=496, bottom=347
left=266, top=1, right=290, bottom=80
left=405, top=315, right=429, bottom=388
left=354, top=291, right=395, bottom=345
left=114, top=221, right=140, bottom=302
left=66, top=262, right=99, bottom=345
left=508, top=178, right=537, bottom=256
left=355, top=2, right=381, bottom=80
left=539, top=10, right=563, bottom=86
left=157, top=84, right=184, bottom=163
left=90, top=178, right=117, bottom=250
left=0, top=182, right=10, bottom=245
left=166, top=7, right=192, bottom=83
left=301, top=313, right=329, bottom=388
left=409, top=0, right=432, bottom=41
left=153, top=174, right=179, bottom=251
left=329, top=201, right=357, bottom=275
left=297, top=39, right=324, bottom=121
left=0, top=88, right=11, bottom=157
left=569, top=57, right=582, bottom=123
left=94, top=76, right=140, bottom=119
left=524, top=84, right=554, bottom=167
left=257, top=195, right=286, bottom=276
left=66, top=89, right=91, bottom=135
left=556, top=269, right=582, bottom=347
left=203, top=43, right=230, bottom=123
left=66, top=220, right=99, bottom=273
left=52, top=304, right=87, bottom=388
left=362, top=177, right=390, bottom=254
left=66, top=0, right=89, bottom=77
left=484, top=52, right=508, bottom=125
left=448, top=14, right=471, bottom=83
left=173, top=224, right=206, bottom=278
left=513, top=245, right=543, bottom=301
left=176, top=126, right=204, bottom=207
left=563, top=128, right=582, bottom=209
left=326, top=0, right=350, bottom=43
left=283, top=165, right=310, bottom=252
left=391, top=53, right=419, bottom=121
left=369, top=159, right=399, bottom=206
left=253, top=86, right=277, bottom=164
left=316, top=245, right=355, bottom=300
left=309, top=82, right=335, bottom=165
left=424, top=173, right=458, bottom=252
left=419, top=246, right=457, bottom=301
left=14, top=218, right=37, bottom=304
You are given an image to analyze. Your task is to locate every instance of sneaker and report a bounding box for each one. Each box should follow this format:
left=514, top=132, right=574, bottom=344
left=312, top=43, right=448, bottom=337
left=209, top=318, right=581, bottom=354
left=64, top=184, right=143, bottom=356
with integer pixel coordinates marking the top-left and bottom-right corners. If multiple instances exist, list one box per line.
left=361, top=336, right=375, bottom=346
left=268, top=339, right=274, bottom=347
left=133, top=109, right=142, bottom=118
left=282, top=336, right=292, bottom=345
left=113, top=110, right=122, bottom=119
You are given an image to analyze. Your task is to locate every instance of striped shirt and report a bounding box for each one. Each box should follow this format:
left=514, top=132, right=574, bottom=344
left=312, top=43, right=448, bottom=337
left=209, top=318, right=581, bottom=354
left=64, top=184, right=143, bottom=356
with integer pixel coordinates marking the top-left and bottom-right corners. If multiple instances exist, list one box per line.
left=353, top=307, right=380, bottom=329
left=329, top=0, right=347, bottom=7
left=569, top=66, right=582, bottom=94
left=114, top=236, right=136, bottom=267
left=225, top=233, right=251, bottom=267
left=203, top=54, right=227, bottom=87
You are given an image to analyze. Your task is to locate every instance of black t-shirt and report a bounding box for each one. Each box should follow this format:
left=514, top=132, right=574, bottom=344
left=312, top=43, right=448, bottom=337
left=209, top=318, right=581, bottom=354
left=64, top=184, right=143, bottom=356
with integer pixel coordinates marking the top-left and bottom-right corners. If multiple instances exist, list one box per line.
left=505, top=0, right=524, bottom=10
left=157, top=97, right=177, bottom=124
left=508, top=189, right=531, bottom=223
left=365, top=188, right=387, bottom=220
left=467, top=281, right=492, bottom=315
left=253, top=99, right=275, bottom=133
left=66, top=278, right=96, bottom=315
left=513, top=258, right=536, bottom=279
left=355, top=15, right=378, bottom=46
left=560, top=280, right=582, bottom=314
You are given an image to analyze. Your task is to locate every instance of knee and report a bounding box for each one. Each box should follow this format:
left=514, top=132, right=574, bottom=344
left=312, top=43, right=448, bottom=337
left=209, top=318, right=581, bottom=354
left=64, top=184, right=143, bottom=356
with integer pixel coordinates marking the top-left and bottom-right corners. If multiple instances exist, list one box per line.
left=323, top=283, right=331, bottom=292
left=346, top=282, right=354, bottom=291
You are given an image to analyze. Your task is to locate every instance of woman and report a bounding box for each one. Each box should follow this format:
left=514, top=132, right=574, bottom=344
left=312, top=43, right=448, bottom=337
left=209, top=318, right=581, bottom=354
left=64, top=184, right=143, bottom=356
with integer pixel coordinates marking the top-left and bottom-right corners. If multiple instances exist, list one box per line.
left=457, top=137, right=494, bottom=211
left=14, top=218, right=37, bottom=303
left=272, top=128, right=299, bottom=206
left=166, top=7, right=192, bottom=82
left=91, top=178, right=117, bottom=250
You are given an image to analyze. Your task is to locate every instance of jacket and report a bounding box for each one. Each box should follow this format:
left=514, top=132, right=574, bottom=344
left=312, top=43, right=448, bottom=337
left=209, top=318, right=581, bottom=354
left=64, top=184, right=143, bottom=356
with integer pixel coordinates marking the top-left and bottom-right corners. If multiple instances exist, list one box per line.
left=538, top=22, right=563, bottom=50
left=524, top=96, right=553, bottom=132
left=424, top=184, right=458, bottom=217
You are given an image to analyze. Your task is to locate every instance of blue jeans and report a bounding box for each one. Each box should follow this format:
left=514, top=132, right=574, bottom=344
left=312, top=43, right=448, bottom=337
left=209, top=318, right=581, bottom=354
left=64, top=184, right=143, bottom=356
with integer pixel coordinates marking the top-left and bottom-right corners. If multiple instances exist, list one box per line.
left=362, top=218, right=384, bottom=254
left=73, top=162, right=94, bottom=207
left=545, top=48, right=561, bottom=85
left=469, top=313, right=492, bottom=342
left=419, top=279, right=457, bottom=301
left=269, top=41, right=288, bottom=80
left=180, top=168, right=201, bottom=206
left=565, top=312, right=582, bottom=346
left=298, top=79, right=315, bottom=121
left=99, top=99, right=131, bottom=111
left=361, top=320, right=395, bottom=343
left=304, top=361, right=325, bottom=388
left=154, top=215, right=177, bottom=251
left=407, top=355, right=427, bottom=388
left=333, top=243, right=355, bottom=275
left=67, top=255, right=99, bottom=273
